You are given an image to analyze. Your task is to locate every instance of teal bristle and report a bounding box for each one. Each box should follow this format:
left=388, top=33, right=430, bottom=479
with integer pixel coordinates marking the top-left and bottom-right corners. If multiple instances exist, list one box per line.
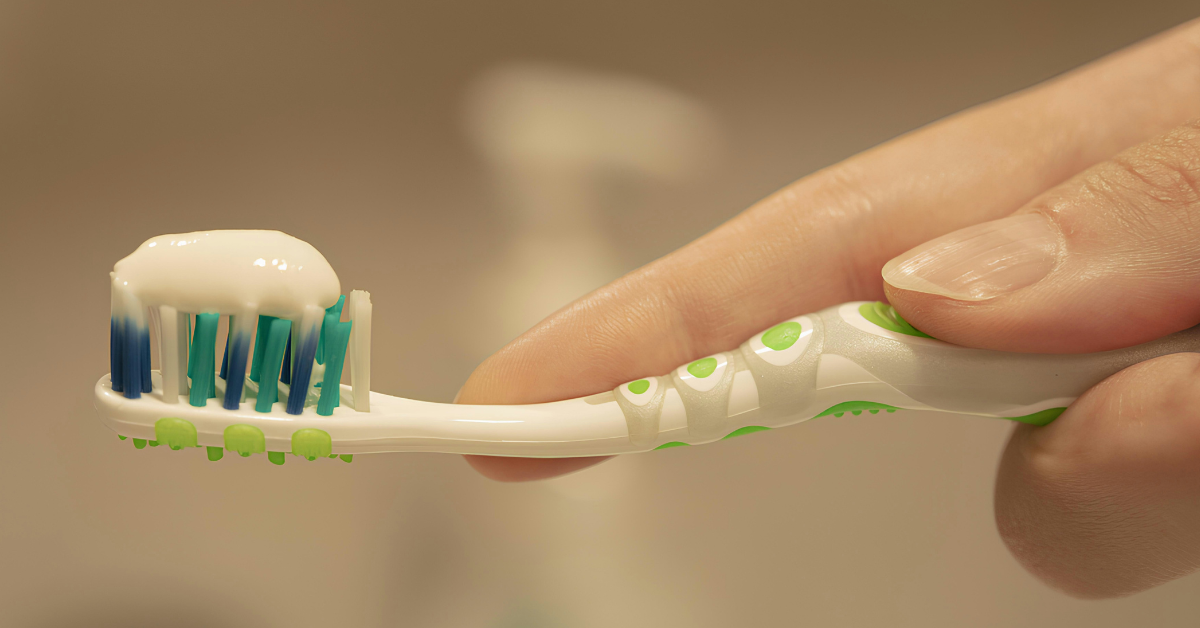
left=316, top=295, right=346, bottom=365
left=248, top=315, right=277, bottom=383
left=317, top=320, right=352, bottom=416
left=255, top=318, right=291, bottom=412
left=189, top=313, right=219, bottom=407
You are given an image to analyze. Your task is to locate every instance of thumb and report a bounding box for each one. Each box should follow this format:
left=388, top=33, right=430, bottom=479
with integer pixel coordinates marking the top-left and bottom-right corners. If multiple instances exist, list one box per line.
left=881, top=120, right=1200, bottom=353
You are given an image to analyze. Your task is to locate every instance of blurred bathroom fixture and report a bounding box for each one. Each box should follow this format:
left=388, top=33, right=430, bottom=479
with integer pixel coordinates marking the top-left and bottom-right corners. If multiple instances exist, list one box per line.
left=462, top=62, right=722, bottom=344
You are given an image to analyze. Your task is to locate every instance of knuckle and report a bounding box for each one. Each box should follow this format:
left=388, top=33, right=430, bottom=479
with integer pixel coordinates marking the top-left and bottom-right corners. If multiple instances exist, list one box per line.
left=1096, top=122, right=1200, bottom=234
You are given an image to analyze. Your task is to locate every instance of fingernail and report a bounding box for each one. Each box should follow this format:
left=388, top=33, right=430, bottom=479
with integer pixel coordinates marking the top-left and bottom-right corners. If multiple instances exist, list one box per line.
left=882, top=213, right=1059, bottom=301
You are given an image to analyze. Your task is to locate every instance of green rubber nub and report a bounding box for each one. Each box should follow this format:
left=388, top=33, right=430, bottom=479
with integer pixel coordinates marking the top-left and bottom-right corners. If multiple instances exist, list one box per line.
left=268, top=451, right=286, bottom=465
left=761, top=321, right=802, bottom=351
left=686, top=357, right=718, bottom=378
left=255, top=318, right=293, bottom=412
left=723, top=425, right=771, bottom=439
left=816, top=401, right=900, bottom=418
left=132, top=438, right=147, bottom=449
left=154, top=418, right=198, bottom=450
left=189, top=313, right=220, bottom=406
left=859, top=302, right=933, bottom=338
left=628, top=379, right=650, bottom=394
left=292, top=429, right=332, bottom=461
left=224, top=424, right=266, bottom=457
left=1008, top=407, right=1066, bottom=426
left=207, top=446, right=224, bottom=461
left=655, top=441, right=690, bottom=450
left=118, top=435, right=127, bottom=440
left=339, top=454, right=353, bottom=463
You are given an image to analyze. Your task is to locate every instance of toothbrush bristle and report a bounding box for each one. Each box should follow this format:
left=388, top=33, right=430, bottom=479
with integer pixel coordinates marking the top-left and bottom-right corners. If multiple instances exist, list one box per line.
left=139, top=327, right=152, bottom=394
left=107, top=288, right=360, bottom=417
left=189, top=313, right=219, bottom=407
left=248, top=315, right=275, bottom=383
left=255, top=317, right=292, bottom=412
left=219, top=325, right=231, bottom=381
left=121, top=318, right=143, bottom=399
left=317, top=320, right=352, bottom=416
left=221, top=320, right=252, bottom=410
left=315, top=294, right=346, bottom=365
left=110, top=317, right=124, bottom=394
left=285, top=321, right=320, bottom=415
left=280, top=333, right=293, bottom=385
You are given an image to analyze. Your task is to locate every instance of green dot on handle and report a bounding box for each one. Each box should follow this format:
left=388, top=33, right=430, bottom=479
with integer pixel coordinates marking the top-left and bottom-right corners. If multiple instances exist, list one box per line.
left=686, top=357, right=718, bottom=379
left=628, top=379, right=650, bottom=395
left=859, top=302, right=933, bottom=338
left=761, top=321, right=802, bottom=351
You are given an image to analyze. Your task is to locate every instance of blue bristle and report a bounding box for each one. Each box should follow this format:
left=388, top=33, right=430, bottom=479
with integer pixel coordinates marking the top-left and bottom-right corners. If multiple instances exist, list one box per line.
left=285, top=328, right=319, bottom=415
left=121, top=318, right=142, bottom=399
left=222, top=328, right=251, bottom=410
left=280, top=333, right=293, bottom=385
left=219, top=322, right=231, bottom=380
left=110, top=317, right=124, bottom=393
left=139, top=327, right=152, bottom=393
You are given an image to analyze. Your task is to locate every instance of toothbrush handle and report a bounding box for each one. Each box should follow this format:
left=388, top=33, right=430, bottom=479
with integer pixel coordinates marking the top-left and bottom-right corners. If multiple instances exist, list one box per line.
left=608, top=301, right=1200, bottom=449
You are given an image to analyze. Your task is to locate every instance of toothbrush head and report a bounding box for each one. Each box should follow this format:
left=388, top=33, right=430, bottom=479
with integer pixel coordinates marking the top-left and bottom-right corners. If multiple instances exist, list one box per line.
left=98, top=230, right=372, bottom=464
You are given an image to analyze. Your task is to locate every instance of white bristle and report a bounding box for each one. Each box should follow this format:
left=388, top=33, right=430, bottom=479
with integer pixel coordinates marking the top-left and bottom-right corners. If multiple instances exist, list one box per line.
left=158, top=305, right=181, bottom=403
left=348, top=290, right=372, bottom=412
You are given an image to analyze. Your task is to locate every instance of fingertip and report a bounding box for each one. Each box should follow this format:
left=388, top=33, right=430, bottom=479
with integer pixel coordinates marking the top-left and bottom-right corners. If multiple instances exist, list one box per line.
left=463, top=455, right=613, bottom=482
left=994, top=353, right=1200, bottom=597
left=881, top=283, right=986, bottom=344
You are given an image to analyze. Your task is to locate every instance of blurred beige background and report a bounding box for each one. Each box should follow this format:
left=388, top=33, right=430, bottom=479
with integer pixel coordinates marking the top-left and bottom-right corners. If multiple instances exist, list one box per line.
left=3, top=1, right=1200, bottom=626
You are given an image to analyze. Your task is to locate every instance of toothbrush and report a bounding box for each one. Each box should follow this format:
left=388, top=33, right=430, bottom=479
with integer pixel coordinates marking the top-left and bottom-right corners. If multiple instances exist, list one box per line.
left=94, top=230, right=1200, bottom=463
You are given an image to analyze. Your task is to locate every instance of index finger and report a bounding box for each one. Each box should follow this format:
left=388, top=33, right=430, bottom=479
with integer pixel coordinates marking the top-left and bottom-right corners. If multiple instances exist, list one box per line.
left=458, top=18, right=1200, bottom=480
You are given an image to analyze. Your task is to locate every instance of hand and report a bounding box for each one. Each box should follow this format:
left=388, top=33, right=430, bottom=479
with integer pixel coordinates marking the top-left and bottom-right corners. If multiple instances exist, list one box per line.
left=455, top=18, right=1200, bottom=596
left=882, top=100, right=1200, bottom=597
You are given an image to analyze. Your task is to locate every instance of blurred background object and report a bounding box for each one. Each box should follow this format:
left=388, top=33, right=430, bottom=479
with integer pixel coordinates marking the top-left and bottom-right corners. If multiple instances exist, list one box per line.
left=462, top=62, right=721, bottom=343
left=2, top=1, right=1200, bottom=627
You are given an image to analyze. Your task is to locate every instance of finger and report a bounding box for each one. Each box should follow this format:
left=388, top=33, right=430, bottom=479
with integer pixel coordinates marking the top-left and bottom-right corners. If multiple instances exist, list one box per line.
left=994, top=352, right=1200, bottom=598
left=460, top=19, right=1200, bottom=480
left=464, top=455, right=609, bottom=482
left=883, top=119, right=1200, bottom=352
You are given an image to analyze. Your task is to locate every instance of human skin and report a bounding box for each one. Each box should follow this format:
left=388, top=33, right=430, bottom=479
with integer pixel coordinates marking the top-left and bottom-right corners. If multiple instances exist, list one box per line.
left=455, top=19, right=1200, bottom=597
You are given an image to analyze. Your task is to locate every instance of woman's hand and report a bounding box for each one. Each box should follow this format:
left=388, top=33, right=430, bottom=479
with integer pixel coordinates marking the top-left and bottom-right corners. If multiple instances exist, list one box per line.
left=883, top=118, right=1200, bottom=597
left=455, top=18, right=1200, bottom=595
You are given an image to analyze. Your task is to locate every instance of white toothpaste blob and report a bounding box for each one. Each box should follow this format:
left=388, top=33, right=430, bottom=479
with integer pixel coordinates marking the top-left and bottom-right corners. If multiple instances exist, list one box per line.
left=112, top=230, right=340, bottom=318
